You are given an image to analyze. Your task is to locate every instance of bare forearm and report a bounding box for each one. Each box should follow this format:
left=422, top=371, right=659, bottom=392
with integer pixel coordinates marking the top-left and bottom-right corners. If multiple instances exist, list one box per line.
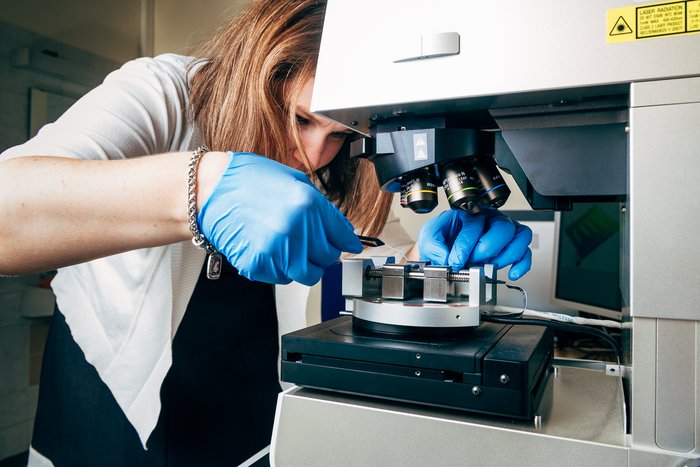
left=0, top=152, right=229, bottom=274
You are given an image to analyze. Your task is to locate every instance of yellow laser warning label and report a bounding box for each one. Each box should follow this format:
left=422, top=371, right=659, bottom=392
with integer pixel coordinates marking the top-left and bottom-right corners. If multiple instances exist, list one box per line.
left=607, top=0, right=700, bottom=43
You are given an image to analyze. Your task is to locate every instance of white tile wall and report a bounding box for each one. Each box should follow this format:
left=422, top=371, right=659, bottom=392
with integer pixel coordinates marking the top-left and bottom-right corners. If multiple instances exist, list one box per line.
left=0, top=422, right=29, bottom=461
left=0, top=294, right=33, bottom=461
left=0, top=326, right=28, bottom=362
left=0, top=359, right=28, bottom=396
left=0, top=293, right=23, bottom=327
left=0, top=310, right=46, bottom=461
left=0, top=391, right=28, bottom=430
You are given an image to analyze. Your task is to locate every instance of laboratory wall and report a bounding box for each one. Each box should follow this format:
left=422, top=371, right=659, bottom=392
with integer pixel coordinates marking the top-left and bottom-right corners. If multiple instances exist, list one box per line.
left=0, top=20, right=123, bottom=465
left=153, top=0, right=250, bottom=56
left=0, top=1, right=249, bottom=462
left=0, top=274, right=47, bottom=464
left=0, top=0, right=141, bottom=64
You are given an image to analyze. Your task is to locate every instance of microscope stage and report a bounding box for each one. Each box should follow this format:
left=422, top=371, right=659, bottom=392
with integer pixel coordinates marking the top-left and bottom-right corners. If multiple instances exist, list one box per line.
left=281, top=316, right=553, bottom=420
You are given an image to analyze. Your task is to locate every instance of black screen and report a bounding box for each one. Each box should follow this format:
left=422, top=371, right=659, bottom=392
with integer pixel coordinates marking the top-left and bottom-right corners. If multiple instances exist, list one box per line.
left=554, top=202, right=622, bottom=315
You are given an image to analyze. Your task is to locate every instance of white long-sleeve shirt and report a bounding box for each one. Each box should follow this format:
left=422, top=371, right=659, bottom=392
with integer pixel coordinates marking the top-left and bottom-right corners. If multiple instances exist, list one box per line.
left=1, top=53, right=414, bottom=452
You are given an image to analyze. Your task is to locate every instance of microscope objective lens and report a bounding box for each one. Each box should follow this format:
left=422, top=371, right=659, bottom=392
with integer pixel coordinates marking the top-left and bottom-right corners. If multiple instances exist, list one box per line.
left=400, top=167, right=438, bottom=213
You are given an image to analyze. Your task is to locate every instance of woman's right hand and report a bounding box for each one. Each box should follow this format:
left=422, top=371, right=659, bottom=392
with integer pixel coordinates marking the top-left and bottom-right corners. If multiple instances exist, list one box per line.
left=197, top=152, right=362, bottom=286
left=417, top=209, right=532, bottom=280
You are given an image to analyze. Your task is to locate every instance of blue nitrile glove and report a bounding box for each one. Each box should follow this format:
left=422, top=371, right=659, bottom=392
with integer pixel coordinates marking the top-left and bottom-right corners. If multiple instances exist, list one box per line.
left=417, top=209, right=532, bottom=280
left=198, top=152, right=363, bottom=286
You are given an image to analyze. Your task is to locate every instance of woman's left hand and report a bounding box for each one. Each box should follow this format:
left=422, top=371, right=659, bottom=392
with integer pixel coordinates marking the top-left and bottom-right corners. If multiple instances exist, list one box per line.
left=417, top=209, right=532, bottom=280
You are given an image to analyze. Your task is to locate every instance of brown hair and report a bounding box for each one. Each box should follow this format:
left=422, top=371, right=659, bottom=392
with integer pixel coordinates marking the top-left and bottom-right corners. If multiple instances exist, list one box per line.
left=188, top=0, right=392, bottom=237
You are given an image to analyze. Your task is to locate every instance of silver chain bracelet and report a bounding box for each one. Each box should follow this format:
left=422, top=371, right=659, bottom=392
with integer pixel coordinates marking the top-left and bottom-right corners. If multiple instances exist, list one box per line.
left=187, top=146, right=222, bottom=280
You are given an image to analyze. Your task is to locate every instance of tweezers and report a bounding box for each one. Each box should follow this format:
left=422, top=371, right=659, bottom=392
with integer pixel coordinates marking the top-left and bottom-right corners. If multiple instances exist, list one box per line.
left=358, top=235, right=385, bottom=247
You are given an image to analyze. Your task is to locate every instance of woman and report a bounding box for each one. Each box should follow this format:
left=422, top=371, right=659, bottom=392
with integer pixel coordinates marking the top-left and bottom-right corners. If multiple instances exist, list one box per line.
left=0, top=0, right=532, bottom=465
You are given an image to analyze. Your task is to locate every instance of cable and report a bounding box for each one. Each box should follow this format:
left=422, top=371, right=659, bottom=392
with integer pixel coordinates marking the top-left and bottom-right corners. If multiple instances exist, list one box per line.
left=484, top=305, right=623, bottom=329
left=383, top=243, right=409, bottom=263
left=482, top=280, right=622, bottom=359
left=364, top=237, right=410, bottom=263
left=483, top=280, right=528, bottom=317
left=479, top=313, right=622, bottom=362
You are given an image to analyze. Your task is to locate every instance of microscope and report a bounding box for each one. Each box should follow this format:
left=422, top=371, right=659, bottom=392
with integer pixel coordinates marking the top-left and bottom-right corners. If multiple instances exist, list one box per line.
left=282, top=122, right=555, bottom=420
left=273, top=1, right=700, bottom=465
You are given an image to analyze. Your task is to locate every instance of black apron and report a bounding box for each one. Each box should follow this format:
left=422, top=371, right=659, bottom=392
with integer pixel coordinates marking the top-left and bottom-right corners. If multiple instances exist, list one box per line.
left=32, top=259, right=281, bottom=466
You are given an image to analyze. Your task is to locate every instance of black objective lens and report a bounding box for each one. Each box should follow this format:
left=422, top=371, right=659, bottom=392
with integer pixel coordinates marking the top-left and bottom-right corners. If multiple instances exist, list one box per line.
left=441, top=160, right=481, bottom=212
left=473, top=155, right=510, bottom=209
left=400, top=167, right=438, bottom=213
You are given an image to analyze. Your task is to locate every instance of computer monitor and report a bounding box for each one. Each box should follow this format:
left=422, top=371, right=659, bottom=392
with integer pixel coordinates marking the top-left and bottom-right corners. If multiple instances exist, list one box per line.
left=551, top=201, right=623, bottom=320
left=498, top=211, right=574, bottom=314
